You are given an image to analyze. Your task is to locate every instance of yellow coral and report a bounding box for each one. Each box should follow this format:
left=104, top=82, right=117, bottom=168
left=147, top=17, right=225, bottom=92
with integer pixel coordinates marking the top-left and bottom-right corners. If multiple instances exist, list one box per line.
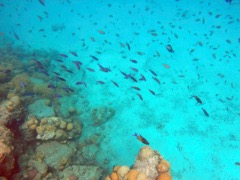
left=55, top=129, right=65, bottom=139
left=136, top=173, right=147, bottom=180
left=60, top=121, right=67, bottom=129
left=66, top=123, right=73, bottom=131
left=36, top=126, right=44, bottom=135
left=29, top=124, right=37, bottom=130
left=117, top=166, right=130, bottom=179
left=137, top=146, right=153, bottom=161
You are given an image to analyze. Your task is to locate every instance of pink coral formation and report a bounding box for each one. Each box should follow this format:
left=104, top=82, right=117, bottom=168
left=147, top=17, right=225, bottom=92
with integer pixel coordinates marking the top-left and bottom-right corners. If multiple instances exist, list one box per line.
left=105, top=146, right=172, bottom=180
left=0, top=125, right=15, bottom=177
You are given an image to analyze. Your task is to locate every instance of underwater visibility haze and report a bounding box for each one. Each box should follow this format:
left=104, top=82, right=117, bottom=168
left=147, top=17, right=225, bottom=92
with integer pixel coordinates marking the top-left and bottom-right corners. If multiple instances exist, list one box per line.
left=0, top=0, right=240, bottom=179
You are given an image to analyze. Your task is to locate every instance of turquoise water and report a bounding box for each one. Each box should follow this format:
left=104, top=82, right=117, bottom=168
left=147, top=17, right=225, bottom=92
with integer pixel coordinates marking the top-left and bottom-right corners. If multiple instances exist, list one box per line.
left=0, top=0, right=240, bottom=179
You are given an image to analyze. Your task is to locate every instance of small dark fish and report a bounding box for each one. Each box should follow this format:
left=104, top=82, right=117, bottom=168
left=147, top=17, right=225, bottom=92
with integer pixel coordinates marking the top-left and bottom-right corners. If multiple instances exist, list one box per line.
left=98, top=64, right=111, bottom=72
left=130, top=76, right=137, bottom=82
left=59, top=53, right=68, bottom=58
left=48, top=84, right=56, bottom=89
left=133, top=133, right=149, bottom=145
left=120, top=71, right=130, bottom=79
left=37, top=15, right=43, bottom=21
left=192, top=95, right=203, bottom=104
left=139, top=74, right=146, bottom=81
left=149, top=69, right=157, bottom=76
left=65, top=87, right=74, bottom=93
left=63, top=87, right=74, bottom=93
left=137, top=93, right=143, bottom=100
left=52, top=94, right=63, bottom=98
left=55, top=59, right=63, bottom=62
left=65, top=69, right=73, bottom=74
left=86, top=67, right=95, bottom=72
left=69, top=51, right=78, bottom=57
left=40, top=69, right=49, bottom=76
left=152, top=77, right=160, bottom=84
left=90, top=55, right=99, bottom=61
left=35, top=60, right=44, bottom=69
left=130, top=59, right=138, bottom=63
left=72, top=61, right=82, bottom=70
left=131, top=86, right=141, bottom=90
left=111, top=80, right=119, bottom=87
left=130, top=67, right=138, bottom=72
left=149, top=89, right=156, bottom=95
left=166, top=44, right=174, bottom=53
left=53, top=71, right=60, bottom=76
left=39, top=0, right=45, bottom=6
left=60, top=65, right=68, bottom=70
left=201, top=108, right=209, bottom=117
left=57, top=76, right=66, bottom=81
left=126, top=42, right=130, bottom=51
left=76, top=81, right=87, bottom=87
left=96, top=80, right=105, bottom=85
left=13, top=31, right=19, bottom=40
left=235, top=162, right=240, bottom=166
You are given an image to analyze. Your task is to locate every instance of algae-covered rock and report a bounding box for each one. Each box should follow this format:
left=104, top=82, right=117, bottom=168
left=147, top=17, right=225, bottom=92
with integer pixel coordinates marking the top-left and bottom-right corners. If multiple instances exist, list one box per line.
left=27, top=99, right=55, bottom=119
left=59, top=165, right=103, bottom=180
left=82, top=144, right=99, bottom=162
left=36, top=141, right=76, bottom=170
left=92, top=106, right=115, bottom=125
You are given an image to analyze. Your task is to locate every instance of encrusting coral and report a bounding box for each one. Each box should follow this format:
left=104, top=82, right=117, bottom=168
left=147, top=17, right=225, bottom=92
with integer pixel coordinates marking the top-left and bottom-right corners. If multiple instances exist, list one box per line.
left=0, top=124, right=15, bottom=177
left=0, top=95, right=24, bottom=126
left=21, top=116, right=82, bottom=141
left=105, top=146, right=172, bottom=180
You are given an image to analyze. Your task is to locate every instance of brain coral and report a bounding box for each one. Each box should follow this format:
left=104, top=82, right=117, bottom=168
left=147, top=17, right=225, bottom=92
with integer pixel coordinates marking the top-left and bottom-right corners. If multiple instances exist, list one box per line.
left=137, top=146, right=154, bottom=161
left=24, top=116, right=82, bottom=141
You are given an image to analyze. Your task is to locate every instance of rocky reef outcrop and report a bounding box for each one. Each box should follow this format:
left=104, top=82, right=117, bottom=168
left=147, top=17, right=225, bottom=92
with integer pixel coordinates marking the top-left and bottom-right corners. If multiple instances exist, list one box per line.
left=105, top=146, right=172, bottom=180
left=0, top=94, right=25, bottom=178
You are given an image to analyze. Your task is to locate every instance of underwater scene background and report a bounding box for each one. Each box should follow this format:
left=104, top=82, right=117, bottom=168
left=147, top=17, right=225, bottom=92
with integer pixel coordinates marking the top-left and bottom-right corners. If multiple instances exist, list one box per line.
left=0, top=0, right=240, bottom=179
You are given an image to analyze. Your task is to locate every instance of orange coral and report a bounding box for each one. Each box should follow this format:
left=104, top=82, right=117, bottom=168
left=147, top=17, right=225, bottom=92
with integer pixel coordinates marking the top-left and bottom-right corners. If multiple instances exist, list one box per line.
left=113, top=165, right=120, bottom=172
left=157, top=172, right=172, bottom=180
left=105, top=176, right=111, bottom=180
left=117, top=166, right=130, bottom=179
left=124, top=169, right=140, bottom=180
left=156, top=160, right=170, bottom=173
left=110, top=172, right=119, bottom=180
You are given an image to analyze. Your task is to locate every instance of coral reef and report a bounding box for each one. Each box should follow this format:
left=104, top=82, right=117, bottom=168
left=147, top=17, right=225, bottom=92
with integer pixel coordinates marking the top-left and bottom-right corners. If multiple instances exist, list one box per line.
left=0, top=125, right=15, bottom=177
left=21, top=116, right=82, bottom=141
left=105, top=146, right=172, bottom=180
left=59, top=165, right=103, bottom=179
left=92, top=106, right=115, bottom=125
left=8, top=73, right=32, bottom=95
left=0, top=44, right=105, bottom=179
left=27, top=99, right=55, bottom=119
left=0, top=95, right=24, bottom=126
